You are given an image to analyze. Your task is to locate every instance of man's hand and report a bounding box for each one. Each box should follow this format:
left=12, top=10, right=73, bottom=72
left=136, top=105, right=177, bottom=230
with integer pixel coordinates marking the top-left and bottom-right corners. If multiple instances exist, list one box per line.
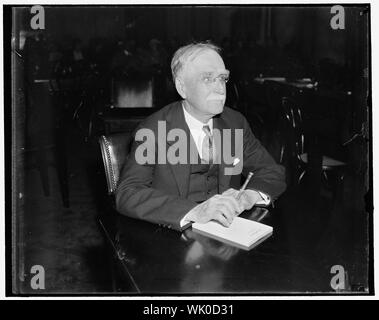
left=186, top=194, right=243, bottom=227
left=222, top=188, right=263, bottom=213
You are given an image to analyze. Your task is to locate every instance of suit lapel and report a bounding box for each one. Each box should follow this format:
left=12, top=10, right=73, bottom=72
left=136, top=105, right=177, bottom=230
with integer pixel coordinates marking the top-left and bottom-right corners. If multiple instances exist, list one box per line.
left=166, top=102, right=195, bottom=198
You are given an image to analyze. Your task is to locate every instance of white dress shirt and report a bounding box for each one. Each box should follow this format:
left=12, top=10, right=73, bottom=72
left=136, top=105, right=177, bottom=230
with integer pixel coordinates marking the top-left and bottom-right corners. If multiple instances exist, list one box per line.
left=182, top=103, right=214, bottom=161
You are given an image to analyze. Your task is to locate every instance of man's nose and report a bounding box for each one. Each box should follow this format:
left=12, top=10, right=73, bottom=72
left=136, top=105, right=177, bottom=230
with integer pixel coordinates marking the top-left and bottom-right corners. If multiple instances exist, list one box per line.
left=213, top=79, right=226, bottom=94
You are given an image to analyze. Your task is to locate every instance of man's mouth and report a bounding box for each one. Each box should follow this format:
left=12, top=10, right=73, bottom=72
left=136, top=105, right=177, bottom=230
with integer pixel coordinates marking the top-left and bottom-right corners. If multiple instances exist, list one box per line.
left=207, top=98, right=225, bottom=102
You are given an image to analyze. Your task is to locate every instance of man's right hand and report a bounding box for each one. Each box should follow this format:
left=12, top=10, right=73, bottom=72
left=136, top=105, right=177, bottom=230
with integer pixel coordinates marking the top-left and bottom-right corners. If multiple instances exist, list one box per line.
left=186, top=194, right=243, bottom=227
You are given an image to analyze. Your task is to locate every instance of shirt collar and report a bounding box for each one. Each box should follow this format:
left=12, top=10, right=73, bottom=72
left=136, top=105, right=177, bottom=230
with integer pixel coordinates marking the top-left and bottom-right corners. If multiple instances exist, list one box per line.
left=182, top=101, right=213, bottom=132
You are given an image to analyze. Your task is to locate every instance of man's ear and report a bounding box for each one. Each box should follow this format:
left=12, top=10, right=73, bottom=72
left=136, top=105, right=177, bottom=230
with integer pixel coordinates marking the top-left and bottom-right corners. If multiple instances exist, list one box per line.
left=175, top=78, right=187, bottom=99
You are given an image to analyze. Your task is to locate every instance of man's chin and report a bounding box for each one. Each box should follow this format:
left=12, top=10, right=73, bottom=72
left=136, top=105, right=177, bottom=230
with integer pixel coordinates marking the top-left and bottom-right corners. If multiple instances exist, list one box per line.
left=208, top=100, right=225, bottom=114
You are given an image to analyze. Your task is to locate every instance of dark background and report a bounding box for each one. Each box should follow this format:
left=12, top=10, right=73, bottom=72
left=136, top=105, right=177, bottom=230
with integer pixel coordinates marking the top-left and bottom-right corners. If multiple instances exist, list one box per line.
left=8, top=5, right=371, bottom=294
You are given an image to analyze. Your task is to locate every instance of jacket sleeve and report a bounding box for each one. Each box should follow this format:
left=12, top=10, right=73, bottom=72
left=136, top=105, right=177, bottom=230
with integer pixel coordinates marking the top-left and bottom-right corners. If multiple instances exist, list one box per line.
left=241, top=116, right=286, bottom=200
left=115, top=134, right=198, bottom=231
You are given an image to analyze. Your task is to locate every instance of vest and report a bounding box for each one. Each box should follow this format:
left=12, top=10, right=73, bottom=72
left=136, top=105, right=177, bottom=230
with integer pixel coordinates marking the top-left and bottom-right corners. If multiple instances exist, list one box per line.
left=187, top=162, right=219, bottom=203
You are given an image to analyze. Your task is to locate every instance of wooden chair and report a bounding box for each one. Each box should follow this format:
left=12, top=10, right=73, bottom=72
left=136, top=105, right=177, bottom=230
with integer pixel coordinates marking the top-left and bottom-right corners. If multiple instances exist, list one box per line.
left=98, top=132, right=135, bottom=292
left=98, top=132, right=133, bottom=196
left=281, top=96, right=347, bottom=189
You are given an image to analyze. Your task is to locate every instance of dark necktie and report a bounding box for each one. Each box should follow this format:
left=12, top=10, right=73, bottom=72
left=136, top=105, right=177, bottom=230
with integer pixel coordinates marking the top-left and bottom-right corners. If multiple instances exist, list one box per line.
left=202, top=125, right=214, bottom=163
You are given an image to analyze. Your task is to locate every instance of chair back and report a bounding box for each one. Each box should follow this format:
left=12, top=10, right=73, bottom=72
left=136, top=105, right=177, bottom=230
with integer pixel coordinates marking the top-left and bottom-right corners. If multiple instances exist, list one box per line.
left=281, top=97, right=305, bottom=161
left=99, top=132, right=133, bottom=195
left=264, top=80, right=303, bottom=121
left=263, top=80, right=292, bottom=129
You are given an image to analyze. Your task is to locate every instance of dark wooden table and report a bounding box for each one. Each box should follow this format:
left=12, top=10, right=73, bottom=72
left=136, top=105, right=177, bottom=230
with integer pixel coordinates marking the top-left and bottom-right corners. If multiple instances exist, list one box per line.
left=99, top=196, right=368, bottom=294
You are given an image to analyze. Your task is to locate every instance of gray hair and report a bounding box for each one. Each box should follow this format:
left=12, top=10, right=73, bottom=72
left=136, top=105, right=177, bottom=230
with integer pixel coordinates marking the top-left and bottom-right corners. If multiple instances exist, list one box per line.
left=170, top=42, right=222, bottom=82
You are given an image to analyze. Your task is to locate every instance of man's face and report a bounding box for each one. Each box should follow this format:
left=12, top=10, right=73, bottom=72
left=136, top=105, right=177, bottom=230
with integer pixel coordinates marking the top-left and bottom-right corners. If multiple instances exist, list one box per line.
left=180, top=49, right=229, bottom=121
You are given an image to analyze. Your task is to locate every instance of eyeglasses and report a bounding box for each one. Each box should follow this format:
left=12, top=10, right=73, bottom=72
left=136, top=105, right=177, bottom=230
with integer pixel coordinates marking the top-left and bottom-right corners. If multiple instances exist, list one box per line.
left=200, top=74, right=230, bottom=86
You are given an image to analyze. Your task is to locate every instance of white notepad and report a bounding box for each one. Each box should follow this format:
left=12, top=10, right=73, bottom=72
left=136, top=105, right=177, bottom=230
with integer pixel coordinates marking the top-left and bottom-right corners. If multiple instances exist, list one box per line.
left=192, top=217, right=273, bottom=251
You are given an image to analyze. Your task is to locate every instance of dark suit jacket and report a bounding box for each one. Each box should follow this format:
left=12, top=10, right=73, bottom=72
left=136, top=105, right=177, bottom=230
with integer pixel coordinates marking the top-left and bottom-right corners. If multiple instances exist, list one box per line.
left=116, top=101, right=286, bottom=231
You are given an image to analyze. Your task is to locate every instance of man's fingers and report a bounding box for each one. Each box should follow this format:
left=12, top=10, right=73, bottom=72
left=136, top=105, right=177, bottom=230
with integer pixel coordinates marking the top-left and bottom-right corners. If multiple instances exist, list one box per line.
left=214, top=211, right=231, bottom=227
left=213, top=194, right=244, bottom=214
left=216, top=199, right=235, bottom=216
left=241, top=192, right=256, bottom=209
left=222, top=188, right=238, bottom=196
left=220, top=208, right=234, bottom=224
left=221, top=195, right=241, bottom=212
left=214, top=204, right=235, bottom=224
left=217, top=204, right=236, bottom=225
left=239, top=193, right=249, bottom=210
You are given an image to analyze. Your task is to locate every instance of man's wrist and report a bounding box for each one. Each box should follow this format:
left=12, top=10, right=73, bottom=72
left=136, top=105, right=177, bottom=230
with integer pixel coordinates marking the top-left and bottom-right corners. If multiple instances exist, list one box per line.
left=244, top=189, right=271, bottom=205
left=180, top=203, right=202, bottom=227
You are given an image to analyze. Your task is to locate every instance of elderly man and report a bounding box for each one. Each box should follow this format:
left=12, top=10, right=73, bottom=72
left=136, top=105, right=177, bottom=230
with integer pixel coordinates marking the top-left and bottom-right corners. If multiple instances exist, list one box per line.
left=116, top=42, right=286, bottom=231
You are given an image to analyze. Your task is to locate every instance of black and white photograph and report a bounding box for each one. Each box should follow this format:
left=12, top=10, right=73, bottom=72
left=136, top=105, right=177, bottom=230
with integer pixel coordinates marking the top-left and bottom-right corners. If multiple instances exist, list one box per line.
left=4, top=2, right=373, bottom=299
